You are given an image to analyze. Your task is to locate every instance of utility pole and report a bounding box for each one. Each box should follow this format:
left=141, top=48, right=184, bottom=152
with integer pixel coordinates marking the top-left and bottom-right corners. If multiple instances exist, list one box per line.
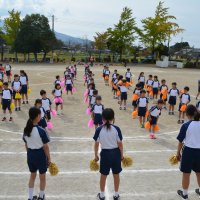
left=52, top=15, right=55, bottom=32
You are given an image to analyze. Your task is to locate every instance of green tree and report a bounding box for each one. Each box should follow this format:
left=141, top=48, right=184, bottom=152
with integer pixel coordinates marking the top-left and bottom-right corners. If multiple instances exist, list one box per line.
left=3, top=9, right=21, bottom=60
left=107, top=7, right=137, bottom=61
left=139, top=1, right=183, bottom=59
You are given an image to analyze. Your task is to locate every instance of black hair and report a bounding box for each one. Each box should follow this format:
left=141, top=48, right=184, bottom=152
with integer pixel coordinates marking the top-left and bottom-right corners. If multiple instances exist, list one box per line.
left=14, top=74, right=19, bottom=78
left=140, top=89, right=146, bottom=94
left=96, top=95, right=102, bottom=101
left=102, top=108, right=115, bottom=129
left=172, top=82, right=177, bottom=86
left=127, top=68, right=130, bottom=71
left=139, top=72, right=144, bottom=76
left=93, top=90, right=98, bottom=95
left=154, top=75, right=158, bottom=79
left=149, top=75, right=153, bottom=78
left=89, top=83, right=95, bottom=90
left=186, top=104, right=200, bottom=121
left=56, top=75, right=60, bottom=79
left=157, top=99, right=164, bottom=104
left=136, top=83, right=141, bottom=88
left=161, top=79, right=166, bottom=83
left=3, top=82, right=8, bottom=86
left=24, top=107, right=41, bottom=137
left=122, top=79, right=127, bottom=83
left=34, top=99, right=42, bottom=106
left=184, top=86, right=189, bottom=91
left=20, top=70, right=27, bottom=77
left=119, top=75, right=123, bottom=80
left=40, top=90, right=46, bottom=96
left=55, top=83, right=61, bottom=89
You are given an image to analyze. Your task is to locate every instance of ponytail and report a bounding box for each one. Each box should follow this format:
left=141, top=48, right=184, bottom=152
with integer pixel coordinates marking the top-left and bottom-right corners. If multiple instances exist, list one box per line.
left=24, top=119, right=34, bottom=137
left=105, top=121, right=111, bottom=130
left=102, top=108, right=115, bottom=130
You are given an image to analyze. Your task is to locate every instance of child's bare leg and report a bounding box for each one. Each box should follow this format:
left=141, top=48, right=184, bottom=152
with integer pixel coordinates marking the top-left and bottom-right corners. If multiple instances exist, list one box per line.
left=113, top=174, right=120, bottom=194
left=182, top=173, right=190, bottom=191
left=100, top=174, right=107, bottom=194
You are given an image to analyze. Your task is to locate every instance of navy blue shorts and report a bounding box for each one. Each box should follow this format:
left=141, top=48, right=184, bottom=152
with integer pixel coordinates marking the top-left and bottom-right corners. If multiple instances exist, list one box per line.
left=2, top=99, right=11, bottom=110
left=198, top=86, right=200, bottom=93
left=27, top=148, right=48, bottom=174
left=38, top=117, right=47, bottom=128
left=126, top=77, right=130, bottom=82
left=139, top=82, right=145, bottom=89
left=153, top=88, right=158, bottom=95
left=6, top=71, right=11, bottom=76
left=138, top=107, right=147, bottom=117
left=121, top=92, right=127, bottom=100
left=132, top=101, right=137, bottom=107
left=94, top=114, right=103, bottom=125
left=168, top=96, right=176, bottom=105
left=46, top=110, right=51, bottom=120
left=21, top=85, right=27, bottom=94
left=180, top=146, right=200, bottom=173
left=149, top=116, right=157, bottom=125
left=66, top=84, right=72, bottom=91
left=100, top=148, right=122, bottom=175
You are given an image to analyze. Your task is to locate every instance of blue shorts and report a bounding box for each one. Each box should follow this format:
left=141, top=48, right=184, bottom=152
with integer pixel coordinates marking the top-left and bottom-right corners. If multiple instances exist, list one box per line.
left=180, top=146, right=200, bottom=173
left=168, top=96, right=176, bottom=105
left=94, top=114, right=103, bottom=126
left=153, top=88, right=158, bottom=95
left=126, top=77, right=131, bottom=83
left=38, top=117, right=47, bottom=128
left=27, top=148, right=48, bottom=174
left=2, top=99, right=11, bottom=110
left=138, top=107, right=147, bottom=117
left=66, top=84, right=72, bottom=91
left=21, top=85, right=27, bottom=94
left=132, top=101, right=137, bottom=107
left=46, top=110, right=51, bottom=120
left=6, top=71, right=11, bottom=76
left=100, top=148, right=122, bottom=175
left=149, top=116, right=157, bottom=125
left=121, top=92, right=127, bottom=100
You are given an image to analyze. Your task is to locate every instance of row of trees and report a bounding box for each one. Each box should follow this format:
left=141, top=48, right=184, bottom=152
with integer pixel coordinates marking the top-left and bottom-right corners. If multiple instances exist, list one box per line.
left=94, top=1, right=184, bottom=61
left=0, top=10, right=64, bottom=61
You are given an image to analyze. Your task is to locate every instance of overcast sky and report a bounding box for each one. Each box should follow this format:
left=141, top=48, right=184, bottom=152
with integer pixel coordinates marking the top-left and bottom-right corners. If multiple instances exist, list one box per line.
left=0, top=0, right=199, bottom=47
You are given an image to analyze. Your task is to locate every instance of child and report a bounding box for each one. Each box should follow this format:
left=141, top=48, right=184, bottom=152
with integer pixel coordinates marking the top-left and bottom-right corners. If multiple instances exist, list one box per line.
left=152, top=76, right=160, bottom=100
left=148, top=99, right=163, bottom=139
left=137, top=90, right=148, bottom=128
left=54, top=75, right=61, bottom=85
left=125, top=68, right=132, bottom=83
left=196, top=80, right=200, bottom=100
left=168, top=82, right=179, bottom=115
left=176, top=105, right=200, bottom=200
left=74, top=65, right=77, bottom=79
left=12, top=74, right=22, bottom=111
left=91, top=96, right=104, bottom=129
left=160, top=79, right=168, bottom=109
left=132, top=84, right=141, bottom=111
left=138, top=72, right=145, bottom=89
left=40, top=90, right=52, bottom=122
left=65, top=75, right=73, bottom=95
left=88, top=83, right=95, bottom=102
left=113, top=74, right=119, bottom=99
left=52, top=83, right=63, bottom=114
left=90, top=90, right=98, bottom=108
left=0, top=65, right=4, bottom=82
left=35, top=99, right=47, bottom=129
left=23, top=107, right=51, bottom=200
left=102, top=65, right=106, bottom=80
left=4, top=62, right=12, bottom=83
left=146, top=75, right=153, bottom=99
left=119, top=79, right=128, bottom=110
left=178, top=87, right=191, bottom=124
left=112, top=70, right=118, bottom=83
left=104, top=67, right=110, bottom=86
left=93, top=108, right=123, bottom=200
left=1, top=82, right=13, bottom=121
left=20, top=70, right=29, bottom=104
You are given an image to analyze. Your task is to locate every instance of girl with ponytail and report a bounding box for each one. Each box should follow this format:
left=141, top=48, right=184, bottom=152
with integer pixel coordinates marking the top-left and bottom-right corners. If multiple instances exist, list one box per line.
left=23, top=107, right=51, bottom=200
left=93, top=108, right=123, bottom=200
left=176, top=104, right=200, bottom=199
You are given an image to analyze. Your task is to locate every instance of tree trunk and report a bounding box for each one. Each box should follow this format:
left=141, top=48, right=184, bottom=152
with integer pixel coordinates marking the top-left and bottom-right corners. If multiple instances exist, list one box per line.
left=34, top=53, right=37, bottom=62
left=23, top=53, right=26, bottom=62
left=43, top=52, right=47, bottom=62
left=27, top=53, right=30, bottom=62
left=15, top=52, right=18, bottom=63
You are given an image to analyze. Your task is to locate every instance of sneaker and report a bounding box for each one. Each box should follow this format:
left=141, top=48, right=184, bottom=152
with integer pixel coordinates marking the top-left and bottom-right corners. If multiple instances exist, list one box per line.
left=113, top=195, right=120, bottom=200
left=18, top=107, right=21, bottom=111
left=177, top=120, right=181, bottom=124
left=15, top=108, right=18, bottom=111
left=181, top=120, right=184, bottom=124
left=177, top=190, right=188, bottom=199
left=2, top=117, right=6, bottom=121
left=9, top=117, right=13, bottom=121
left=124, top=107, right=126, bottom=110
left=28, top=196, right=37, bottom=200
left=168, top=112, right=171, bottom=115
left=22, top=101, right=25, bottom=104
left=150, top=134, right=156, bottom=139
left=172, top=112, right=175, bottom=115
left=26, top=101, right=29, bottom=104
left=195, top=188, right=200, bottom=196
left=37, top=195, right=45, bottom=200
left=119, top=107, right=122, bottom=110
left=97, top=193, right=105, bottom=200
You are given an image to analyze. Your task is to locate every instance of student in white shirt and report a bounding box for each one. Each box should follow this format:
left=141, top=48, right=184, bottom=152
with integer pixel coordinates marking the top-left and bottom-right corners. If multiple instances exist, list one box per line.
left=4, top=62, right=12, bottom=83
left=168, top=82, right=179, bottom=115
left=119, top=79, right=128, bottom=110
left=20, top=70, right=29, bottom=104
left=23, top=107, right=51, bottom=200
left=125, top=68, right=132, bottom=83
left=176, top=105, right=200, bottom=200
left=152, top=75, right=160, bottom=100
left=138, top=72, right=145, bottom=89
left=65, top=75, right=73, bottom=95
left=52, top=84, right=63, bottom=114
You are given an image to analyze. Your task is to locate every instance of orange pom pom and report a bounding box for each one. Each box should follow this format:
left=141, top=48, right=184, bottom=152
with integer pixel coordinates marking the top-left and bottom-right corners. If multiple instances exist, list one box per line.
left=162, top=94, right=167, bottom=100
left=154, top=124, right=160, bottom=132
left=132, top=111, right=138, bottom=119
left=144, top=84, right=147, bottom=89
left=126, top=82, right=130, bottom=87
left=105, top=76, right=109, bottom=80
left=145, top=121, right=151, bottom=129
left=180, top=104, right=187, bottom=112
left=132, top=94, right=138, bottom=101
left=147, top=86, right=152, bottom=92
left=158, top=91, right=161, bottom=95
left=145, top=111, right=149, bottom=118
left=149, top=91, right=153, bottom=97
left=161, top=88, right=167, bottom=95
left=117, top=91, right=121, bottom=96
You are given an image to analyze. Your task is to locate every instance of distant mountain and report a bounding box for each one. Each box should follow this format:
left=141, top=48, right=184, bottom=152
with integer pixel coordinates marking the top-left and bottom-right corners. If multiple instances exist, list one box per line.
left=55, top=32, right=92, bottom=45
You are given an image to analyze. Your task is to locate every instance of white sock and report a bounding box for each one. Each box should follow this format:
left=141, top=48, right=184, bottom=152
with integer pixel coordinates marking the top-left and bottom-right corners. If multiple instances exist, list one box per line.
left=100, top=192, right=105, bottom=198
left=28, top=188, right=34, bottom=199
left=183, top=189, right=188, bottom=195
left=114, top=192, right=119, bottom=197
left=39, top=190, right=45, bottom=198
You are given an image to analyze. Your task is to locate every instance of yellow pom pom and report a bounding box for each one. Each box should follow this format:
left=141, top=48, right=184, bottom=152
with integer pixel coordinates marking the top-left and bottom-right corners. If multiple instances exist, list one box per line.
left=15, top=92, right=22, bottom=99
left=49, top=162, right=59, bottom=176
left=28, top=88, right=31, bottom=94
left=169, top=155, right=179, bottom=165
left=122, top=156, right=133, bottom=168
left=90, top=160, right=99, bottom=171
left=0, top=81, right=3, bottom=87
left=10, top=103, right=15, bottom=110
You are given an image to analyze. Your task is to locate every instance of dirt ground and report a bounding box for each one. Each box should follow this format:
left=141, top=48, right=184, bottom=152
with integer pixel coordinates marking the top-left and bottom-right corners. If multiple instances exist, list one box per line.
left=0, top=63, right=200, bottom=200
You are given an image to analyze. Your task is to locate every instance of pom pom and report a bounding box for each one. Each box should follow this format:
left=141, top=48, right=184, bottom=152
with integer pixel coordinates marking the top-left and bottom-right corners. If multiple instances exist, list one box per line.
left=60, top=81, right=65, bottom=87
left=47, top=122, right=53, bottom=130
left=86, top=108, right=91, bottom=116
left=145, top=121, right=151, bottom=129
left=63, top=88, right=66, bottom=94
left=161, top=88, right=167, bottom=95
left=144, top=84, right=147, bottom=89
left=88, top=119, right=94, bottom=128
left=122, top=156, right=133, bottom=168
left=180, top=104, right=187, bottom=112
left=117, top=91, right=121, bottom=97
left=27, top=88, right=31, bottom=94
left=10, top=103, right=15, bottom=110
left=84, top=89, right=88, bottom=97
left=72, top=87, right=77, bottom=93
left=0, top=82, right=3, bottom=87
left=145, top=111, right=149, bottom=118
left=162, top=94, right=167, bottom=100
left=49, top=162, right=59, bottom=176
left=132, top=94, right=138, bottom=101
left=104, top=76, right=109, bottom=80
left=169, top=155, right=179, bottom=165
left=89, top=160, right=99, bottom=171
left=149, top=91, right=153, bottom=97
left=54, top=97, right=59, bottom=104
left=51, top=110, right=57, bottom=117
left=84, top=97, right=89, bottom=104
left=58, top=97, right=63, bottom=104
left=132, top=110, right=138, bottom=119
left=15, top=92, right=22, bottom=99
left=126, top=82, right=130, bottom=87
left=154, top=124, right=160, bottom=132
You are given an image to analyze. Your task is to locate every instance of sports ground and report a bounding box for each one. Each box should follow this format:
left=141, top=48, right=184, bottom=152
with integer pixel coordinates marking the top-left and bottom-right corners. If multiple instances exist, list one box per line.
left=0, top=64, right=199, bottom=200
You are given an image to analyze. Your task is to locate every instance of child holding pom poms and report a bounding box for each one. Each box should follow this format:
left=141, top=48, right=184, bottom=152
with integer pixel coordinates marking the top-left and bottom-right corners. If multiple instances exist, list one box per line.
left=52, top=83, right=63, bottom=115
left=93, top=108, right=123, bottom=200
left=176, top=105, right=200, bottom=200
left=160, top=79, right=168, bottom=110
left=23, top=107, right=51, bottom=200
